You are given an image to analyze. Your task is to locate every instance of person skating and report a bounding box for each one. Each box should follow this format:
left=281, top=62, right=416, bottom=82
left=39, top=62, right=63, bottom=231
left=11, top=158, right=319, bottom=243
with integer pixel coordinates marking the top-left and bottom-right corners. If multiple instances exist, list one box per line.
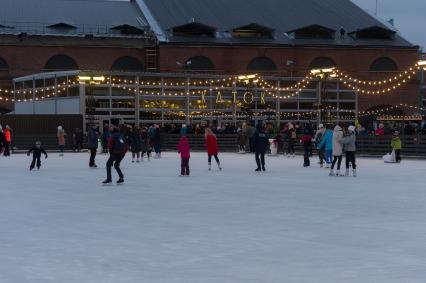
left=150, top=124, right=162, bottom=158
left=87, top=125, right=99, bottom=168
left=177, top=136, right=190, bottom=176
left=287, top=123, right=296, bottom=158
left=3, top=125, right=11, bottom=156
left=102, top=125, right=127, bottom=185
left=129, top=125, right=142, bottom=163
left=391, top=131, right=402, bottom=163
left=140, top=126, right=151, bottom=161
left=27, top=141, right=48, bottom=170
left=253, top=122, right=269, bottom=172
left=0, top=125, right=5, bottom=154
left=57, top=126, right=66, bottom=156
left=300, top=128, right=312, bottom=167
left=341, top=125, right=357, bottom=177
left=330, top=123, right=344, bottom=176
left=205, top=128, right=222, bottom=171
left=315, top=124, right=326, bottom=167
left=318, top=124, right=333, bottom=168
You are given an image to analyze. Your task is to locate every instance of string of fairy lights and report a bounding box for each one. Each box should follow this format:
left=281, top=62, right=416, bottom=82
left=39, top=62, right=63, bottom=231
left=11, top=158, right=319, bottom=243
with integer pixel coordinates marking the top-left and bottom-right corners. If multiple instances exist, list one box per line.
left=1, top=60, right=425, bottom=119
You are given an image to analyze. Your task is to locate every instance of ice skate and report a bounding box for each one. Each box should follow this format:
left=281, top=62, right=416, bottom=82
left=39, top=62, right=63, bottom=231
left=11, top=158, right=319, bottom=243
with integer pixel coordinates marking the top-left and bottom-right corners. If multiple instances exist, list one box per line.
left=255, top=168, right=261, bottom=172
left=116, top=178, right=124, bottom=184
left=208, top=163, right=212, bottom=171
left=292, top=154, right=295, bottom=158
left=132, top=158, right=135, bottom=163
left=329, top=170, right=335, bottom=176
left=345, top=169, right=349, bottom=177
left=136, top=158, right=140, bottom=163
left=353, top=169, right=357, bottom=177
left=102, top=179, right=112, bottom=185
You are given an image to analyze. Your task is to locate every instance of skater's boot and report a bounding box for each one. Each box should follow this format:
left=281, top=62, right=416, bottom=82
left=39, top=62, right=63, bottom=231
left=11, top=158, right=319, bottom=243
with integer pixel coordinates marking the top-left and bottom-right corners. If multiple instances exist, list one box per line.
left=345, top=168, right=349, bottom=177
left=262, top=165, right=266, bottom=171
left=102, top=179, right=112, bottom=185
left=353, top=169, right=357, bottom=177
left=136, top=158, right=140, bottom=163
left=336, top=170, right=341, bottom=177
left=217, top=162, right=222, bottom=171
left=329, top=169, right=335, bottom=176
left=255, top=168, right=261, bottom=172
left=208, top=163, right=212, bottom=171
left=37, top=166, right=40, bottom=170
left=286, top=154, right=290, bottom=158
left=117, top=178, right=124, bottom=184
left=132, top=158, right=135, bottom=163
left=292, top=153, right=295, bottom=158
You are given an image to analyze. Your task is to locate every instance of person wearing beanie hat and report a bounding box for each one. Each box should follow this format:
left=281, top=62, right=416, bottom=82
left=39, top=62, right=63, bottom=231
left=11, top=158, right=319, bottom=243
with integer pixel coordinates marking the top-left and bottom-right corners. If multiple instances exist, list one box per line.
left=57, top=126, right=66, bottom=156
left=315, top=124, right=326, bottom=167
left=340, top=125, right=357, bottom=177
left=27, top=141, right=48, bottom=170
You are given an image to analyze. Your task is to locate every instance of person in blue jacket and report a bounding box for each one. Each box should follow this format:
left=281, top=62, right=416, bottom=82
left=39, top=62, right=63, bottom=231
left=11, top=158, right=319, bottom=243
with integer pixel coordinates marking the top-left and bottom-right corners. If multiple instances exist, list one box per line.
left=317, top=124, right=333, bottom=168
left=253, top=122, right=269, bottom=172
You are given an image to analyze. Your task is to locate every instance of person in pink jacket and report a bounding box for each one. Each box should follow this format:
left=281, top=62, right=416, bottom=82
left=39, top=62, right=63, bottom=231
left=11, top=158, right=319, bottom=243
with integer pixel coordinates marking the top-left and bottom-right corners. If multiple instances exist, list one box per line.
left=177, top=136, right=190, bottom=176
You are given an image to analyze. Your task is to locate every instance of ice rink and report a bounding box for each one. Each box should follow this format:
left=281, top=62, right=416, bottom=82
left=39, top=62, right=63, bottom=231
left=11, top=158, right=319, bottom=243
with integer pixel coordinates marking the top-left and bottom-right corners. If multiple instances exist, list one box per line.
left=1, top=152, right=425, bottom=283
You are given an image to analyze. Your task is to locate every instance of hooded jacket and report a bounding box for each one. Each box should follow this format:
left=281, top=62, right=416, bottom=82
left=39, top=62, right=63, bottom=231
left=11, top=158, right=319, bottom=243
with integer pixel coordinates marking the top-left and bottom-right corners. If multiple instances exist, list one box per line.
left=253, top=123, right=269, bottom=153
left=340, top=131, right=356, bottom=152
left=332, top=125, right=344, bottom=156
left=318, top=129, right=333, bottom=151
left=177, top=136, right=191, bottom=159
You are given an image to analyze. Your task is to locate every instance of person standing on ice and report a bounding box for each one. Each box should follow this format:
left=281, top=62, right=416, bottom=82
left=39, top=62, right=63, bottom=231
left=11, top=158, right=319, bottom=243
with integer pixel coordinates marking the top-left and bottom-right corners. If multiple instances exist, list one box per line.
left=140, top=126, right=151, bottom=161
left=177, top=135, right=190, bottom=176
left=151, top=124, right=162, bottom=158
left=57, top=126, right=66, bottom=156
left=87, top=125, right=99, bottom=168
left=300, top=128, right=312, bottom=167
left=253, top=122, right=269, bottom=172
left=3, top=125, right=11, bottom=156
left=329, top=123, right=344, bottom=176
left=315, top=124, right=326, bottom=167
left=340, top=125, right=357, bottom=177
left=129, top=125, right=142, bottom=163
left=27, top=141, right=48, bottom=170
left=287, top=123, right=296, bottom=158
left=103, top=125, right=127, bottom=185
left=205, top=128, right=222, bottom=171
left=318, top=124, right=333, bottom=168
left=0, top=125, right=5, bottom=154
left=391, top=131, right=402, bottom=163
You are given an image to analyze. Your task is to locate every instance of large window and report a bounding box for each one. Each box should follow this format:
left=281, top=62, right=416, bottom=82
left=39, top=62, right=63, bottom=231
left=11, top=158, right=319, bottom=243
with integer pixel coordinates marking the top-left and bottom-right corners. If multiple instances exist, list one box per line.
left=370, top=57, right=398, bottom=71
left=185, top=56, right=215, bottom=71
left=111, top=56, right=144, bottom=72
left=309, top=56, right=336, bottom=70
left=44, top=55, right=78, bottom=71
left=247, top=57, right=277, bottom=71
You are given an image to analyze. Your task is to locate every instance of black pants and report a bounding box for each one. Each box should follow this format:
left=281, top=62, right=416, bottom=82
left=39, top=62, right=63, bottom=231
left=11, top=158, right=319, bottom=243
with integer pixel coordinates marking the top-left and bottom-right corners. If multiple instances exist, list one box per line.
left=318, top=149, right=325, bottom=165
left=3, top=141, right=10, bottom=156
left=331, top=155, right=343, bottom=170
left=395, top=149, right=401, bottom=162
left=89, top=148, right=97, bottom=166
left=345, top=151, right=356, bottom=169
left=249, top=138, right=254, bottom=153
left=239, top=145, right=245, bottom=151
left=30, top=156, right=41, bottom=169
left=208, top=154, right=220, bottom=164
left=287, top=140, right=295, bottom=154
left=142, top=151, right=151, bottom=159
left=303, top=142, right=311, bottom=166
left=255, top=152, right=265, bottom=170
left=106, top=154, right=125, bottom=180
left=181, top=158, right=190, bottom=175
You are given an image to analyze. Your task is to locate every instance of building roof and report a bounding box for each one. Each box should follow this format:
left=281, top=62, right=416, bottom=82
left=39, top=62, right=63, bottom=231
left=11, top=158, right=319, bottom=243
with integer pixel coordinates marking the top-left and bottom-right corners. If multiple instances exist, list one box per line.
left=0, top=0, right=150, bottom=38
left=138, top=0, right=416, bottom=48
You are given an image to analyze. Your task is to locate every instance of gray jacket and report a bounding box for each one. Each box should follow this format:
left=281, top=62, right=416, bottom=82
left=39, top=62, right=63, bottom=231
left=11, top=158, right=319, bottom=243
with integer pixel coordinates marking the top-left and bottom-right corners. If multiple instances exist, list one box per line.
left=87, top=128, right=99, bottom=149
left=340, top=132, right=356, bottom=152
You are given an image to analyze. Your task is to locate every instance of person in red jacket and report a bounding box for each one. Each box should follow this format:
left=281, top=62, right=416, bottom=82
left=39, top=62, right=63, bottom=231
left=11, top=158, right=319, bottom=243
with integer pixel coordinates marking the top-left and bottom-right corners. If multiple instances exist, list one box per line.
left=177, top=136, right=190, bottom=176
left=205, top=128, right=222, bottom=171
left=300, top=128, right=313, bottom=167
left=3, top=125, right=11, bottom=156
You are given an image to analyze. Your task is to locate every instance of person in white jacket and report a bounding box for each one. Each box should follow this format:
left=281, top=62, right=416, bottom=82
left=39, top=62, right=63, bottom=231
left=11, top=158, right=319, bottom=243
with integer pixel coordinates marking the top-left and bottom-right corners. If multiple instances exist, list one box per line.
left=330, top=124, right=344, bottom=176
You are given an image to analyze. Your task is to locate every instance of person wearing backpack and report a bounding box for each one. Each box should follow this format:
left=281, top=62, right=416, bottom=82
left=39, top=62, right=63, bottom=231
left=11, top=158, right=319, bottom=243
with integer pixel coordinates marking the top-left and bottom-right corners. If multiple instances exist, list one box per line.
left=103, top=125, right=127, bottom=185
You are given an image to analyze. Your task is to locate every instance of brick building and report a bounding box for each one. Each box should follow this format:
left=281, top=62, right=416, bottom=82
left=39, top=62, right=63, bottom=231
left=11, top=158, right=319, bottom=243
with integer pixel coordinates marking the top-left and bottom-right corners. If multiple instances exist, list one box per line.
left=0, top=0, right=423, bottom=122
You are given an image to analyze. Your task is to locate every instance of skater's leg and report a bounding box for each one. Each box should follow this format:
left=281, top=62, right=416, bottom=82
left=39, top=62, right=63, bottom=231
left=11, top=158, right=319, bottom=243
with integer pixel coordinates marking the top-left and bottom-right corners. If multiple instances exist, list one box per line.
left=331, top=156, right=338, bottom=170
left=261, top=153, right=265, bottom=170
left=180, top=158, right=185, bottom=175
left=36, top=156, right=41, bottom=169
left=337, top=155, right=342, bottom=171
left=114, top=154, right=125, bottom=179
left=30, top=157, right=36, bottom=170
left=345, top=152, right=350, bottom=169
left=106, top=155, right=115, bottom=181
left=89, top=148, right=96, bottom=166
left=255, top=152, right=261, bottom=170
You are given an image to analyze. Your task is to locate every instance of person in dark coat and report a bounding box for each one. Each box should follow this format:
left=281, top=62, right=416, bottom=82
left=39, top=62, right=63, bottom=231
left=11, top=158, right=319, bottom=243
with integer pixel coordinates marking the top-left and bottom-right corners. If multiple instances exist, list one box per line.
left=73, top=128, right=83, bottom=152
left=253, top=122, right=269, bottom=172
left=103, top=125, right=127, bottom=184
left=129, top=126, right=142, bottom=163
left=140, top=127, right=151, bottom=161
left=87, top=125, right=99, bottom=168
left=150, top=125, right=162, bottom=158
left=300, top=128, right=313, bottom=167
left=27, top=141, right=48, bottom=170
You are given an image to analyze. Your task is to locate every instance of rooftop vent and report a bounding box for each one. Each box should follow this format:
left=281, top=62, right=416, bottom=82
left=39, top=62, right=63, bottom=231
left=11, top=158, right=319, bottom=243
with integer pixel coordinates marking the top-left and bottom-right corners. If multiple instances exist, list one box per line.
left=348, top=26, right=396, bottom=40
left=47, top=23, right=77, bottom=29
left=110, top=24, right=145, bottom=35
left=232, top=23, right=274, bottom=38
left=287, top=25, right=336, bottom=39
left=172, top=22, right=216, bottom=37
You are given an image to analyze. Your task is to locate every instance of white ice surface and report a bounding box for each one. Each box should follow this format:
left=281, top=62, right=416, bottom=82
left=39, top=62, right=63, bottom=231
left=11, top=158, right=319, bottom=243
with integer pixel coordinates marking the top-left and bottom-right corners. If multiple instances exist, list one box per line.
left=0, top=152, right=426, bottom=283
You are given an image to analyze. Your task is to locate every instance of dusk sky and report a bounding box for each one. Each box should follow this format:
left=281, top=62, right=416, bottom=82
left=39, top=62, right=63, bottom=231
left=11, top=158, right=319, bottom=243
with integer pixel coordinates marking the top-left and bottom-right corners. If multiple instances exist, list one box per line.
left=351, top=0, right=426, bottom=48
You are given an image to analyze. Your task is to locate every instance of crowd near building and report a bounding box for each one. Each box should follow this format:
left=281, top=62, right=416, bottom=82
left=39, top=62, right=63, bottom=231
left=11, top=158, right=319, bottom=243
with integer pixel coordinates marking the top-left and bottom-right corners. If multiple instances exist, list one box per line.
left=0, top=0, right=425, bottom=132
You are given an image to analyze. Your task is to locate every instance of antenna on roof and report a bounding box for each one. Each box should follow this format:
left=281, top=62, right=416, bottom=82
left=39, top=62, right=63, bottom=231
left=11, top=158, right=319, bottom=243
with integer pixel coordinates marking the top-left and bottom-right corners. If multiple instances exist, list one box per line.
left=375, top=0, right=378, bottom=15
left=190, top=18, right=195, bottom=23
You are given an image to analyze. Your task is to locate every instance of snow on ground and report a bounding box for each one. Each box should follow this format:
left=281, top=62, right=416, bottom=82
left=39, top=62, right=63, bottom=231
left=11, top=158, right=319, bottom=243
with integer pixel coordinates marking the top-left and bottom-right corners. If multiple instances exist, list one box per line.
left=0, top=152, right=426, bottom=283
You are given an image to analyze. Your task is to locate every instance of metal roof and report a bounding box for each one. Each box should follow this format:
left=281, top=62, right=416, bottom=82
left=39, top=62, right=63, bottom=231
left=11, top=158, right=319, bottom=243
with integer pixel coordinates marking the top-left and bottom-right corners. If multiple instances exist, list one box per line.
left=138, top=0, right=415, bottom=48
left=0, top=0, right=149, bottom=38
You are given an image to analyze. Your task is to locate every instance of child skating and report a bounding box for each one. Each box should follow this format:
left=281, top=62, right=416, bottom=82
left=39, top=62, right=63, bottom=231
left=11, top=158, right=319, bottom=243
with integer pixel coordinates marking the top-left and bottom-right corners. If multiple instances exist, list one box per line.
left=177, top=136, right=190, bottom=176
left=27, top=141, right=48, bottom=170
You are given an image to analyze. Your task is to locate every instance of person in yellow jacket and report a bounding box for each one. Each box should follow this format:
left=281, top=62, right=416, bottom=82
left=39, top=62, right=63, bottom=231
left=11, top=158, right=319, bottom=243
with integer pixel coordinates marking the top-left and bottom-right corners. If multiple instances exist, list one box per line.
left=391, top=131, right=402, bottom=163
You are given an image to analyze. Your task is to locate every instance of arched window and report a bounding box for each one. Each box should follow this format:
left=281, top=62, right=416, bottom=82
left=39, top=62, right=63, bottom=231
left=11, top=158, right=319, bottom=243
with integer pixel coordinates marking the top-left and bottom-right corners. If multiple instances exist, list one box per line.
left=370, top=57, right=398, bottom=71
left=309, top=56, right=336, bottom=70
left=0, top=56, right=8, bottom=70
left=44, top=55, right=78, bottom=71
left=247, top=56, right=277, bottom=71
left=111, top=56, right=144, bottom=71
left=185, top=56, right=214, bottom=71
